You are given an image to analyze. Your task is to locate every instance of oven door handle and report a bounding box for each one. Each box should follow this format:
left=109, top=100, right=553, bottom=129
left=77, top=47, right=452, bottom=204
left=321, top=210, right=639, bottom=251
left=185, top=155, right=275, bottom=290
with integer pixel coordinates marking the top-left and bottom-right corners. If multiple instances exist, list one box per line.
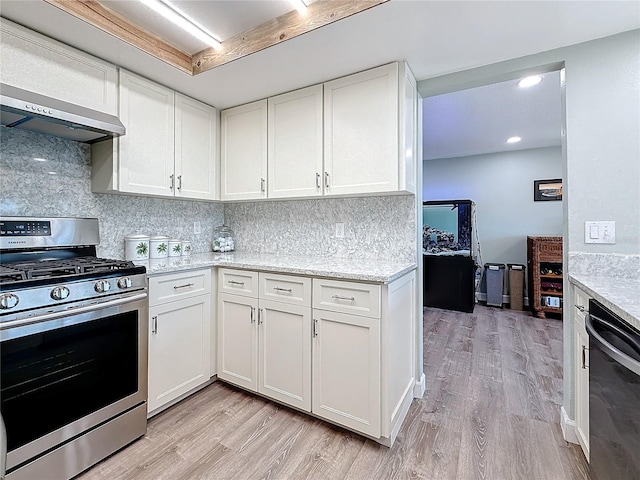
left=586, top=313, right=640, bottom=376
left=0, top=292, right=148, bottom=332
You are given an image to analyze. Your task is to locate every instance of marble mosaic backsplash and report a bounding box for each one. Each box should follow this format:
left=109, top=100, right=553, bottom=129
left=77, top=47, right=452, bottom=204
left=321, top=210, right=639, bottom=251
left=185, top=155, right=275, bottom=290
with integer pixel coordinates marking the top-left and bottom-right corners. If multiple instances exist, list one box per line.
left=224, top=195, right=416, bottom=262
left=1, top=127, right=416, bottom=262
left=569, top=252, right=640, bottom=279
left=0, top=127, right=224, bottom=259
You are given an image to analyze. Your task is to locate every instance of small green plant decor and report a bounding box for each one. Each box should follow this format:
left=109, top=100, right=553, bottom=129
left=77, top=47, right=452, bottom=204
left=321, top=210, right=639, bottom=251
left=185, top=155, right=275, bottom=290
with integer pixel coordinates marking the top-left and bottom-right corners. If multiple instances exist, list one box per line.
left=173, top=244, right=182, bottom=254
left=156, top=243, right=168, bottom=254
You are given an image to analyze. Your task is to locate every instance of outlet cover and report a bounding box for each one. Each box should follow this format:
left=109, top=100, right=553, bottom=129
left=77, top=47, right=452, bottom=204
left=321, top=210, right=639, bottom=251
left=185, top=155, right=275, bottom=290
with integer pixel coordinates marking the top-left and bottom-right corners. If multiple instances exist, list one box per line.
left=193, top=221, right=201, bottom=235
left=335, top=223, right=345, bottom=238
left=584, top=221, right=615, bottom=244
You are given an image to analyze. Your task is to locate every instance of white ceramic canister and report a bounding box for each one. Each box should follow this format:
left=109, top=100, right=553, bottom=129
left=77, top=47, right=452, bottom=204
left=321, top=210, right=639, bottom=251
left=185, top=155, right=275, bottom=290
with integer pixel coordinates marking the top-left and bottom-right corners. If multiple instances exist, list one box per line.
left=168, top=239, right=182, bottom=257
left=149, top=236, right=169, bottom=259
left=182, top=241, right=192, bottom=256
left=124, top=235, right=150, bottom=261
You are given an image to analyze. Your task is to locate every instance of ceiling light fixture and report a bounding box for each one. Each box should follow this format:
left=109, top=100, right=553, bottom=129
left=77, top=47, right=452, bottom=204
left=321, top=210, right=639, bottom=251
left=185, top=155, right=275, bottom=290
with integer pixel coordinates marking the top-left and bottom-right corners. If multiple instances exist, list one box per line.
left=289, top=0, right=308, bottom=14
left=138, top=0, right=222, bottom=50
left=517, top=75, right=543, bottom=88
left=506, top=136, right=522, bottom=144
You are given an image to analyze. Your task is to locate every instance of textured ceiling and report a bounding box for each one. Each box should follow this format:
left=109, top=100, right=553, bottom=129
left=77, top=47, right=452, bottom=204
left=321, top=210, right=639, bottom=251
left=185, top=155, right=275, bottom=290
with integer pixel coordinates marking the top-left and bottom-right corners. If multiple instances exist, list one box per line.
left=423, top=71, right=562, bottom=161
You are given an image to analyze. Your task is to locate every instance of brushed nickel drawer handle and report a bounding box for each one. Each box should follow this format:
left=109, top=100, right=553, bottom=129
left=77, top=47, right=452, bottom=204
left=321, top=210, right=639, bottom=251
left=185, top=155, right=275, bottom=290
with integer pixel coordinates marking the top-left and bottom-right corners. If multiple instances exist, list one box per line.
left=152, top=315, right=158, bottom=334
left=273, top=287, right=292, bottom=293
left=228, top=280, right=245, bottom=286
left=316, top=173, right=320, bottom=189
left=575, top=304, right=586, bottom=312
left=332, top=294, right=355, bottom=302
left=173, top=283, right=194, bottom=290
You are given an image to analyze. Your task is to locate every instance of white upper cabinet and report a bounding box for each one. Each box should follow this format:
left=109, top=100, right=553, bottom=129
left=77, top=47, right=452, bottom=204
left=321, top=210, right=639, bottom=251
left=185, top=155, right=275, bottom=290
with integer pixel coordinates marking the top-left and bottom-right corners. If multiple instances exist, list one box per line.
left=118, top=70, right=175, bottom=197
left=92, top=70, right=219, bottom=201
left=268, top=85, right=324, bottom=199
left=220, top=100, right=268, bottom=201
left=0, top=18, right=117, bottom=115
left=175, top=93, right=219, bottom=200
left=324, top=62, right=416, bottom=196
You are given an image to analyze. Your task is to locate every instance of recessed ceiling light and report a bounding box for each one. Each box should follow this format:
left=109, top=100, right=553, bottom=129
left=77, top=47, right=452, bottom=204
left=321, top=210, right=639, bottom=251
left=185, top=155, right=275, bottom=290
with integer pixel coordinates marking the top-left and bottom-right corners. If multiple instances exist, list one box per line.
left=517, top=75, right=543, bottom=88
left=47, top=171, right=57, bottom=175
left=506, top=136, right=522, bottom=144
left=33, top=157, right=47, bottom=162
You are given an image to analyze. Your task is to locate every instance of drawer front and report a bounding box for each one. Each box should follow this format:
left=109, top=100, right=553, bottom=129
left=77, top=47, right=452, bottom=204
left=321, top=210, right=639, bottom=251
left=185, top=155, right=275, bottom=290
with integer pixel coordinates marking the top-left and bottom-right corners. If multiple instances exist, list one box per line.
left=573, top=286, right=589, bottom=327
left=218, top=268, right=259, bottom=298
left=149, top=269, right=211, bottom=306
left=313, top=279, right=381, bottom=318
left=259, top=272, right=311, bottom=307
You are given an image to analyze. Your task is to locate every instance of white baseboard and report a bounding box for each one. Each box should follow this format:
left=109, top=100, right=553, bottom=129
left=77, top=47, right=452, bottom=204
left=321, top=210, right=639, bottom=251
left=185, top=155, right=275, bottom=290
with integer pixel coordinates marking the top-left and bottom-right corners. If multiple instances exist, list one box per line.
left=413, top=372, right=426, bottom=398
left=561, top=406, right=579, bottom=444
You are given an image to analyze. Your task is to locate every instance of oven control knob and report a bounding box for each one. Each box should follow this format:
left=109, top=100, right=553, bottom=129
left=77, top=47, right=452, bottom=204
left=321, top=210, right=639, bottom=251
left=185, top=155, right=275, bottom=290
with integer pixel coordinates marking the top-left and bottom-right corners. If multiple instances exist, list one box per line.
left=0, top=293, right=19, bottom=310
left=51, top=286, right=70, bottom=301
left=117, top=277, right=132, bottom=289
left=94, top=280, right=111, bottom=293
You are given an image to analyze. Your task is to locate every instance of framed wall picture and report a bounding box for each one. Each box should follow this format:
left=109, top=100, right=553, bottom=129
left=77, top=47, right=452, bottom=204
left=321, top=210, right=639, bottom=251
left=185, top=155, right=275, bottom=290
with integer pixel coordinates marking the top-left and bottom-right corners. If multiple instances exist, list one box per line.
left=534, top=179, right=563, bottom=201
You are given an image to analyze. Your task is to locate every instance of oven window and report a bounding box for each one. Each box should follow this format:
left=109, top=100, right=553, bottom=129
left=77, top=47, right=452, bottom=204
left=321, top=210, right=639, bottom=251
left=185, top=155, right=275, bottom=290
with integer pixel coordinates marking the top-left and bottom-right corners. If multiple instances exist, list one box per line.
left=1, top=311, right=138, bottom=452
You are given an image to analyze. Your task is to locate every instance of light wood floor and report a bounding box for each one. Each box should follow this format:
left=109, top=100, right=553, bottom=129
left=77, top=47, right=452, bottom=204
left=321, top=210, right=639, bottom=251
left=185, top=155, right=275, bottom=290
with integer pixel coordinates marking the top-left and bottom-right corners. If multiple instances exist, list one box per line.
left=77, top=306, right=589, bottom=480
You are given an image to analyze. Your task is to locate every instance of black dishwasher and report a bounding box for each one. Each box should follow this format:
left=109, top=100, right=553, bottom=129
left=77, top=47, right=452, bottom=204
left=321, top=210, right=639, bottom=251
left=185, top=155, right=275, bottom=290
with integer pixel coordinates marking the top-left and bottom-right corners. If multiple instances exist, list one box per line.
left=586, top=299, right=640, bottom=480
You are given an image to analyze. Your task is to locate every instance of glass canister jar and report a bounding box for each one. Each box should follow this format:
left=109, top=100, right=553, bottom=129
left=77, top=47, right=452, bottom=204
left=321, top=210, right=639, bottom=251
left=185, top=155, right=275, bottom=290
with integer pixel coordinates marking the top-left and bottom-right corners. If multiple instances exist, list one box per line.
left=212, top=225, right=235, bottom=252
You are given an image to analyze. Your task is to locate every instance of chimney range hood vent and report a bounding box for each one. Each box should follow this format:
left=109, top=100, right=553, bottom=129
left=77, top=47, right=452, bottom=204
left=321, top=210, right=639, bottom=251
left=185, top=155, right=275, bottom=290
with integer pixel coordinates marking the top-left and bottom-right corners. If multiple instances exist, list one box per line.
left=0, top=83, right=125, bottom=143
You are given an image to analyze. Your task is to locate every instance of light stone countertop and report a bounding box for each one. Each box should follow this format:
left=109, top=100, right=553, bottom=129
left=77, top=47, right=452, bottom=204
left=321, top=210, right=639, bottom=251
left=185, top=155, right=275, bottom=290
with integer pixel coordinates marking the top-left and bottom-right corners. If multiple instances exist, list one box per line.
left=137, top=252, right=417, bottom=284
left=569, top=273, right=640, bottom=331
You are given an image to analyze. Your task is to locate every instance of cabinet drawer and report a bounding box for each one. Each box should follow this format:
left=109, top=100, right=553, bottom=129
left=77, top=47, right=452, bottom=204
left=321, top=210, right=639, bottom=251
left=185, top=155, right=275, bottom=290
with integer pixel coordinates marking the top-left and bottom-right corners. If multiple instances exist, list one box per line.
left=259, top=272, right=311, bottom=307
left=149, top=269, right=211, bottom=306
left=218, top=268, right=259, bottom=297
left=313, top=279, right=381, bottom=318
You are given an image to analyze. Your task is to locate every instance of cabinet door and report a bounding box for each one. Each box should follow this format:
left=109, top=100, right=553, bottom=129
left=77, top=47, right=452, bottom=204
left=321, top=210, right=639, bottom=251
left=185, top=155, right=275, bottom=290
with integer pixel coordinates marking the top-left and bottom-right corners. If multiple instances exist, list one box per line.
left=118, top=70, right=175, bottom=196
left=0, top=19, right=117, bottom=115
left=575, top=318, right=590, bottom=459
left=148, top=295, right=211, bottom=413
left=312, top=309, right=380, bottom=437
left=323, top=63, right=399, bottom=196
left=175, top=93, right=218, bottom=200
left=220, top=100, right=267, bottom=201
left=258, top=300, right=311, bottom=411
left=268, top=85, right=323, bottom=198
left=218, top=293, right=259, bottom=391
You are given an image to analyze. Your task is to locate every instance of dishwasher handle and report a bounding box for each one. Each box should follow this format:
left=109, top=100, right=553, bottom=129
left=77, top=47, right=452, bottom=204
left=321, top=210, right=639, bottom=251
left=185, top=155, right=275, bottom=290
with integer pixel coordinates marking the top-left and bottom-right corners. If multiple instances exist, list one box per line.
left=586, top=313, right=640, bottom=376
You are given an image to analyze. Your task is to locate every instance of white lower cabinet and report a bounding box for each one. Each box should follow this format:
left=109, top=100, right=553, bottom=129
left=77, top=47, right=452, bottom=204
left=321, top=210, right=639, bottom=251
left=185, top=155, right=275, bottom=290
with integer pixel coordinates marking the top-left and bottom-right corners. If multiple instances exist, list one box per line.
left=573, top=285, right=591, bottom=460
left=148, top=269, right=212, bottom=415
left=218, top=270, right=312, bottom=411
left=312, top=308, right=380, bottom=437
left=217, top=268, right=416, bottom=445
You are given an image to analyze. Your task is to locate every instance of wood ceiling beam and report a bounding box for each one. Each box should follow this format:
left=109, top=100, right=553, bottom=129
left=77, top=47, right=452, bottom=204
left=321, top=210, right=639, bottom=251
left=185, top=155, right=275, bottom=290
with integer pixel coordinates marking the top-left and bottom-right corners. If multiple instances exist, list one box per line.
left=192, top=0, right=390, bottom=75
left=43, top=0, right=193, bottom=74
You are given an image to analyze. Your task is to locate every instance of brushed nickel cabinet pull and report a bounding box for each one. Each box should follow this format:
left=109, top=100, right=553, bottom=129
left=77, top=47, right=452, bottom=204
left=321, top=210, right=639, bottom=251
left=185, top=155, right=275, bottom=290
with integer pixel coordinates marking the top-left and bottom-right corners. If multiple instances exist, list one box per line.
left=152, top=316, right=158, bottom=334
left=316, top=173, right=320, bottom=188
left=170, top=174, right=175, bottom=190
left=576, top=304, right=586, bottom=312
left=261, top=178, right=266, bottom=192
left=228, top=280, right=245, bottom=286
left=173, top=283, right=194, bottom=290
left=582, top=345, right=589, bottom=369
left=258, top=308, right=264, bottom=325
left=313, top=318, right=318, bottom=337
left=250, top=307, right=255, bottom=324
left=332, top=294, right=355, bottom=302
left=177, top=175, right=182, bottom=190
left=324, top=171, right=329, bottom=188
left=273, top=287, right=292, bottom=293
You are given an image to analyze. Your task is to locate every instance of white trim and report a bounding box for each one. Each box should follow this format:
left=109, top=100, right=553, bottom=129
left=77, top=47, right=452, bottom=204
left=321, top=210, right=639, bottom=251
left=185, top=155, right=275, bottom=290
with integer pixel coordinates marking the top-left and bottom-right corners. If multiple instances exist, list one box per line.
left=413, top=372, right=426, bottom=398
left=561, top=405, right=579, bottom=444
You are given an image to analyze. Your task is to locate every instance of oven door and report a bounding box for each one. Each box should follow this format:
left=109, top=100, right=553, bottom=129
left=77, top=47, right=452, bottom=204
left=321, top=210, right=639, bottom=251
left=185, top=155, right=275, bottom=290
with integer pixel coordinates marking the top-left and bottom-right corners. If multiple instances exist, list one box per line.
left=0, top=291, right=148, bottom=473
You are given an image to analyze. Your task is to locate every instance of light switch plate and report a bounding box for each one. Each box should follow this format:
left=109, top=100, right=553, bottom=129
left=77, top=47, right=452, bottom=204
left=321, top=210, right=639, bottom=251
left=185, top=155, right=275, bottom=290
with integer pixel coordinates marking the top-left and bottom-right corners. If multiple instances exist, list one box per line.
left=335, top=223, right=345, bottom=238
left=193, top=221, right=201, bottom=235
left=584, top=221, right=615, bottom=244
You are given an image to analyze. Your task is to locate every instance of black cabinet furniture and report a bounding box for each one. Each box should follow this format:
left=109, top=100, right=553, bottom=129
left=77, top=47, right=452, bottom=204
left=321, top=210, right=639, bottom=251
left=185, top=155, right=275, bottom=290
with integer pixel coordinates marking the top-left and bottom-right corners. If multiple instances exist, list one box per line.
left=422, top=200, right=476, bottom=313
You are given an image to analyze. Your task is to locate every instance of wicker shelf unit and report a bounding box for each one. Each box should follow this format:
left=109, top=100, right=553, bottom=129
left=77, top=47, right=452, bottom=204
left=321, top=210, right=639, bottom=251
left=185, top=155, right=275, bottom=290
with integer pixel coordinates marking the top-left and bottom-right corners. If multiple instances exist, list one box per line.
left=527, top=236, right=563, bottom=319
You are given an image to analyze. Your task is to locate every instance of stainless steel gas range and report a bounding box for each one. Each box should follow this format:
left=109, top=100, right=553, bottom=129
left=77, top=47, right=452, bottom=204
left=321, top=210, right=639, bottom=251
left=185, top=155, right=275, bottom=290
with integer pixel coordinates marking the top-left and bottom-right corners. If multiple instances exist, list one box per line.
left=0, top=217, right=148, bottom=479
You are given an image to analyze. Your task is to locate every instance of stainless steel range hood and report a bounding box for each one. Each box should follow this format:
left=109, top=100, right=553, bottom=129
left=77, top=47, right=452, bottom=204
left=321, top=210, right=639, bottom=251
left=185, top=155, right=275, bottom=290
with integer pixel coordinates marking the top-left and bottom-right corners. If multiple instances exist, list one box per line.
left=0, top=83, right=125, bottom=143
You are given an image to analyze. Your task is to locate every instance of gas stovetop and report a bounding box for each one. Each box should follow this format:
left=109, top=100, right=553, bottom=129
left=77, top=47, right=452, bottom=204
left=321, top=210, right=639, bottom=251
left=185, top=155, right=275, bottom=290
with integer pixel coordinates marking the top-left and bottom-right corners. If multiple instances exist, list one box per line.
left=0, top=256, right=145, bottom=288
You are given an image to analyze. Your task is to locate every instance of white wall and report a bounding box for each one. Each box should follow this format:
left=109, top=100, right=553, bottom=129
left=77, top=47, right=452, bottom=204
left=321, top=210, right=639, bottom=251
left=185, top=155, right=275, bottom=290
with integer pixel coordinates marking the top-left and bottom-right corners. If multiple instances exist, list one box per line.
left=423, top=147, right=563, bottom=270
